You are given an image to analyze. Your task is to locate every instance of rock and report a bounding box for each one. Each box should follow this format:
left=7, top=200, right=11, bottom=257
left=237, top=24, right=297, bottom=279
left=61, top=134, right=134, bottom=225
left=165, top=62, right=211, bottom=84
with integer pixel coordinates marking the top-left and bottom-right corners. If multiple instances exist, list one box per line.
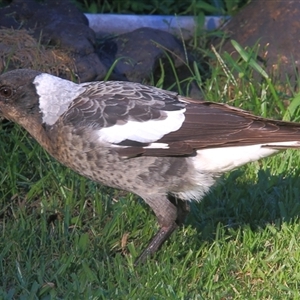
left=0, top=0, right=106, bottom=81
left=214, top=0, right=300, bottom=85
left=0, top=0, right=203, bottom=96
left=97, top=27, right=202, bottom=96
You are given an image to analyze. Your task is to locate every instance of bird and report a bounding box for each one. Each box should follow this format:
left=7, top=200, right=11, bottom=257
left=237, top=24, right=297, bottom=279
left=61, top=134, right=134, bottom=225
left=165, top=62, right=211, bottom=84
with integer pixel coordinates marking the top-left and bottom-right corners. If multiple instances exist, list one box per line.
left=1, top=68, right=300, bottom=264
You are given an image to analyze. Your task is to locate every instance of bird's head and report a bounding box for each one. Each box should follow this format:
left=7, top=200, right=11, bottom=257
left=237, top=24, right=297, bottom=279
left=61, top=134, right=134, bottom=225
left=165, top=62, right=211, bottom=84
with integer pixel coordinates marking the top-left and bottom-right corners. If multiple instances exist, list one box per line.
left=0, top=68, right=84, bottom=130
left=0, top=69, right=42, bottom=124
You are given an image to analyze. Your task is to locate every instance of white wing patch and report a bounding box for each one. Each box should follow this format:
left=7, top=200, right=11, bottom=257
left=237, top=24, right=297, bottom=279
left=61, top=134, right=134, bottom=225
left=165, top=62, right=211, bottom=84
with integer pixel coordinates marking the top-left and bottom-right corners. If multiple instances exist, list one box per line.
left=97, top=109, right=186, bottom=144
left=34, top=74, right=86, bottom=126
left=144, top=143, right=169, bottom=149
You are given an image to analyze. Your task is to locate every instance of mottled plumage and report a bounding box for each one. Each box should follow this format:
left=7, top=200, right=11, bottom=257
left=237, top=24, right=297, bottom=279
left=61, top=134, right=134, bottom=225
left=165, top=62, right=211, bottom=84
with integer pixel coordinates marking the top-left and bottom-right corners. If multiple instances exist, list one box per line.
left=1, top=69, right=300, bottom=264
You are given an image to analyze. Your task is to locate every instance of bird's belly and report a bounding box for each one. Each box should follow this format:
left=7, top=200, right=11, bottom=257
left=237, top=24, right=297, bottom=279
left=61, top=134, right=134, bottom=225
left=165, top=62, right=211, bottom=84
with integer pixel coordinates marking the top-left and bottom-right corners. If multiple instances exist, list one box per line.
left=52, top=141, right=212, bottom=200
left=56, top=148, right=142, bottom=191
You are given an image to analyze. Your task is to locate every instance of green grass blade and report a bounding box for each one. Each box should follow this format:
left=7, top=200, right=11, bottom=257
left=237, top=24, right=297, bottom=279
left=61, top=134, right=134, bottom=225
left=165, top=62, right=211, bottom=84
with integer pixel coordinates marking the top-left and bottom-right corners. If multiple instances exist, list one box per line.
left=283, top=93, right=300, bottom=121
left=231, top=39, right=285, bottom=114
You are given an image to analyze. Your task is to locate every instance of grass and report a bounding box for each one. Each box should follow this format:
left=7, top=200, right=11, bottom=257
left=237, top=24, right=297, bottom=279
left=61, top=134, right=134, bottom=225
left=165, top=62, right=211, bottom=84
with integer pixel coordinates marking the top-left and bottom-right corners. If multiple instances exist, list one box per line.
left=1, top=41, right=300, bottom=299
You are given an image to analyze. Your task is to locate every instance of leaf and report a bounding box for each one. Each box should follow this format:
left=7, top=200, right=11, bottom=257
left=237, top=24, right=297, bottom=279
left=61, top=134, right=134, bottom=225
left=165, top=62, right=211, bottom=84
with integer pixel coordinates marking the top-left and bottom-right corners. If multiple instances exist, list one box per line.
left=231, top=40, right=269, bottom=79
left=283, top=93, right=300, bottom=121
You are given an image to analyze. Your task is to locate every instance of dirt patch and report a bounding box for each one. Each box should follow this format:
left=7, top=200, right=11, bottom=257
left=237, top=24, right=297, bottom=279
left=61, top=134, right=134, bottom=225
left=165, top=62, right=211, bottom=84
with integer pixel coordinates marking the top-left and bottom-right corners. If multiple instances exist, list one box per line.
left=0, top=28, right=77, bottom=79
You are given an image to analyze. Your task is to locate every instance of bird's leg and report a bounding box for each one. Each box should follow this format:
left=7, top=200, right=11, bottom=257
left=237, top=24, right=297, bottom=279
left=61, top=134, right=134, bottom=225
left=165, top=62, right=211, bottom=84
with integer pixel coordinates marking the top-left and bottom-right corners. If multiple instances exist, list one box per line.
left=134, top=196, right=190, bottom=265
left=134, top=220, right=178, bottom=266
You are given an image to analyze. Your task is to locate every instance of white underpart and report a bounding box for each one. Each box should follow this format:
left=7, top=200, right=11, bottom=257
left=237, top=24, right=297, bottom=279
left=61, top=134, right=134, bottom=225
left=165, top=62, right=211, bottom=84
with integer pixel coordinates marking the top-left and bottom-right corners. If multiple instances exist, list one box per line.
left=34, top=74, right=86, bottom=125
left=194, top=141, right=300, bottom=173
left=97, top=109, right=186, bottom=144
left=173, top=141, right=300, bottom=202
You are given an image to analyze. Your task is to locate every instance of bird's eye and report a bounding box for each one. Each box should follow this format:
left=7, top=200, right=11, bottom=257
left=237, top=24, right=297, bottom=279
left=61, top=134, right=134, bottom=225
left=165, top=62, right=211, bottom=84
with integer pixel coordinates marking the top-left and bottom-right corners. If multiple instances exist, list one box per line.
left=0, top=86, right=13, bottom=98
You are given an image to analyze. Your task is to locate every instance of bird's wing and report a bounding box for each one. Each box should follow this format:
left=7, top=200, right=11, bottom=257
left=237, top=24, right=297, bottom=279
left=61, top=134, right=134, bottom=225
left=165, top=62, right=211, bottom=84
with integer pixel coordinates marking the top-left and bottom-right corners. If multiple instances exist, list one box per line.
left=158, top=100, right=300, bottom=149
left=60, top=81, right=300, bottom=158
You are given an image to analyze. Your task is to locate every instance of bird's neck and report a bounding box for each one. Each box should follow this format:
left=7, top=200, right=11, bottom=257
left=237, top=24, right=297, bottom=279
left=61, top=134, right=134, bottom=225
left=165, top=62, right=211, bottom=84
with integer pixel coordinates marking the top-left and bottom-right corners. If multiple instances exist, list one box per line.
left=19, top=116, right=54, bottom=154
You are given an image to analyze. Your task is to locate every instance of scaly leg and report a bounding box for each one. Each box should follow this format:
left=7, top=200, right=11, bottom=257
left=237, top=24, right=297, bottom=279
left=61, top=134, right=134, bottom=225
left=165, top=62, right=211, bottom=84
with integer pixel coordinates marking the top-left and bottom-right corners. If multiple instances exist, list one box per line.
left=134, top=195, right=190, bottom=265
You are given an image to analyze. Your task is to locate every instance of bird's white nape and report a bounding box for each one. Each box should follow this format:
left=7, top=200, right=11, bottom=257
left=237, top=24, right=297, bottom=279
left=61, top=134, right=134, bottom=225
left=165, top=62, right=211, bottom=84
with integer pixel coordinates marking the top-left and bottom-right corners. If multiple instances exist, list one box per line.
left=33, top=73, right=86, bottom=126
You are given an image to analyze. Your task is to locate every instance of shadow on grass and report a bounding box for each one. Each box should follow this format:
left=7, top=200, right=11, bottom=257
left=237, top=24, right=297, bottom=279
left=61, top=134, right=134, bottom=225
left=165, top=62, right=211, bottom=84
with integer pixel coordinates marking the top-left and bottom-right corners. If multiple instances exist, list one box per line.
left=2, top=161, right=300, bottom=250
left=183, top=167, right=300, bottom=248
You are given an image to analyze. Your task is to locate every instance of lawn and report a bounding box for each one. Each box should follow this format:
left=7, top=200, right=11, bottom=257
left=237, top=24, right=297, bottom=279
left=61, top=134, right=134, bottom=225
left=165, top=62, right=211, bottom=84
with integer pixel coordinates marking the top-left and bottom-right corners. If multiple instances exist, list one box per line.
left=1, top=5, right=300, bottom=300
